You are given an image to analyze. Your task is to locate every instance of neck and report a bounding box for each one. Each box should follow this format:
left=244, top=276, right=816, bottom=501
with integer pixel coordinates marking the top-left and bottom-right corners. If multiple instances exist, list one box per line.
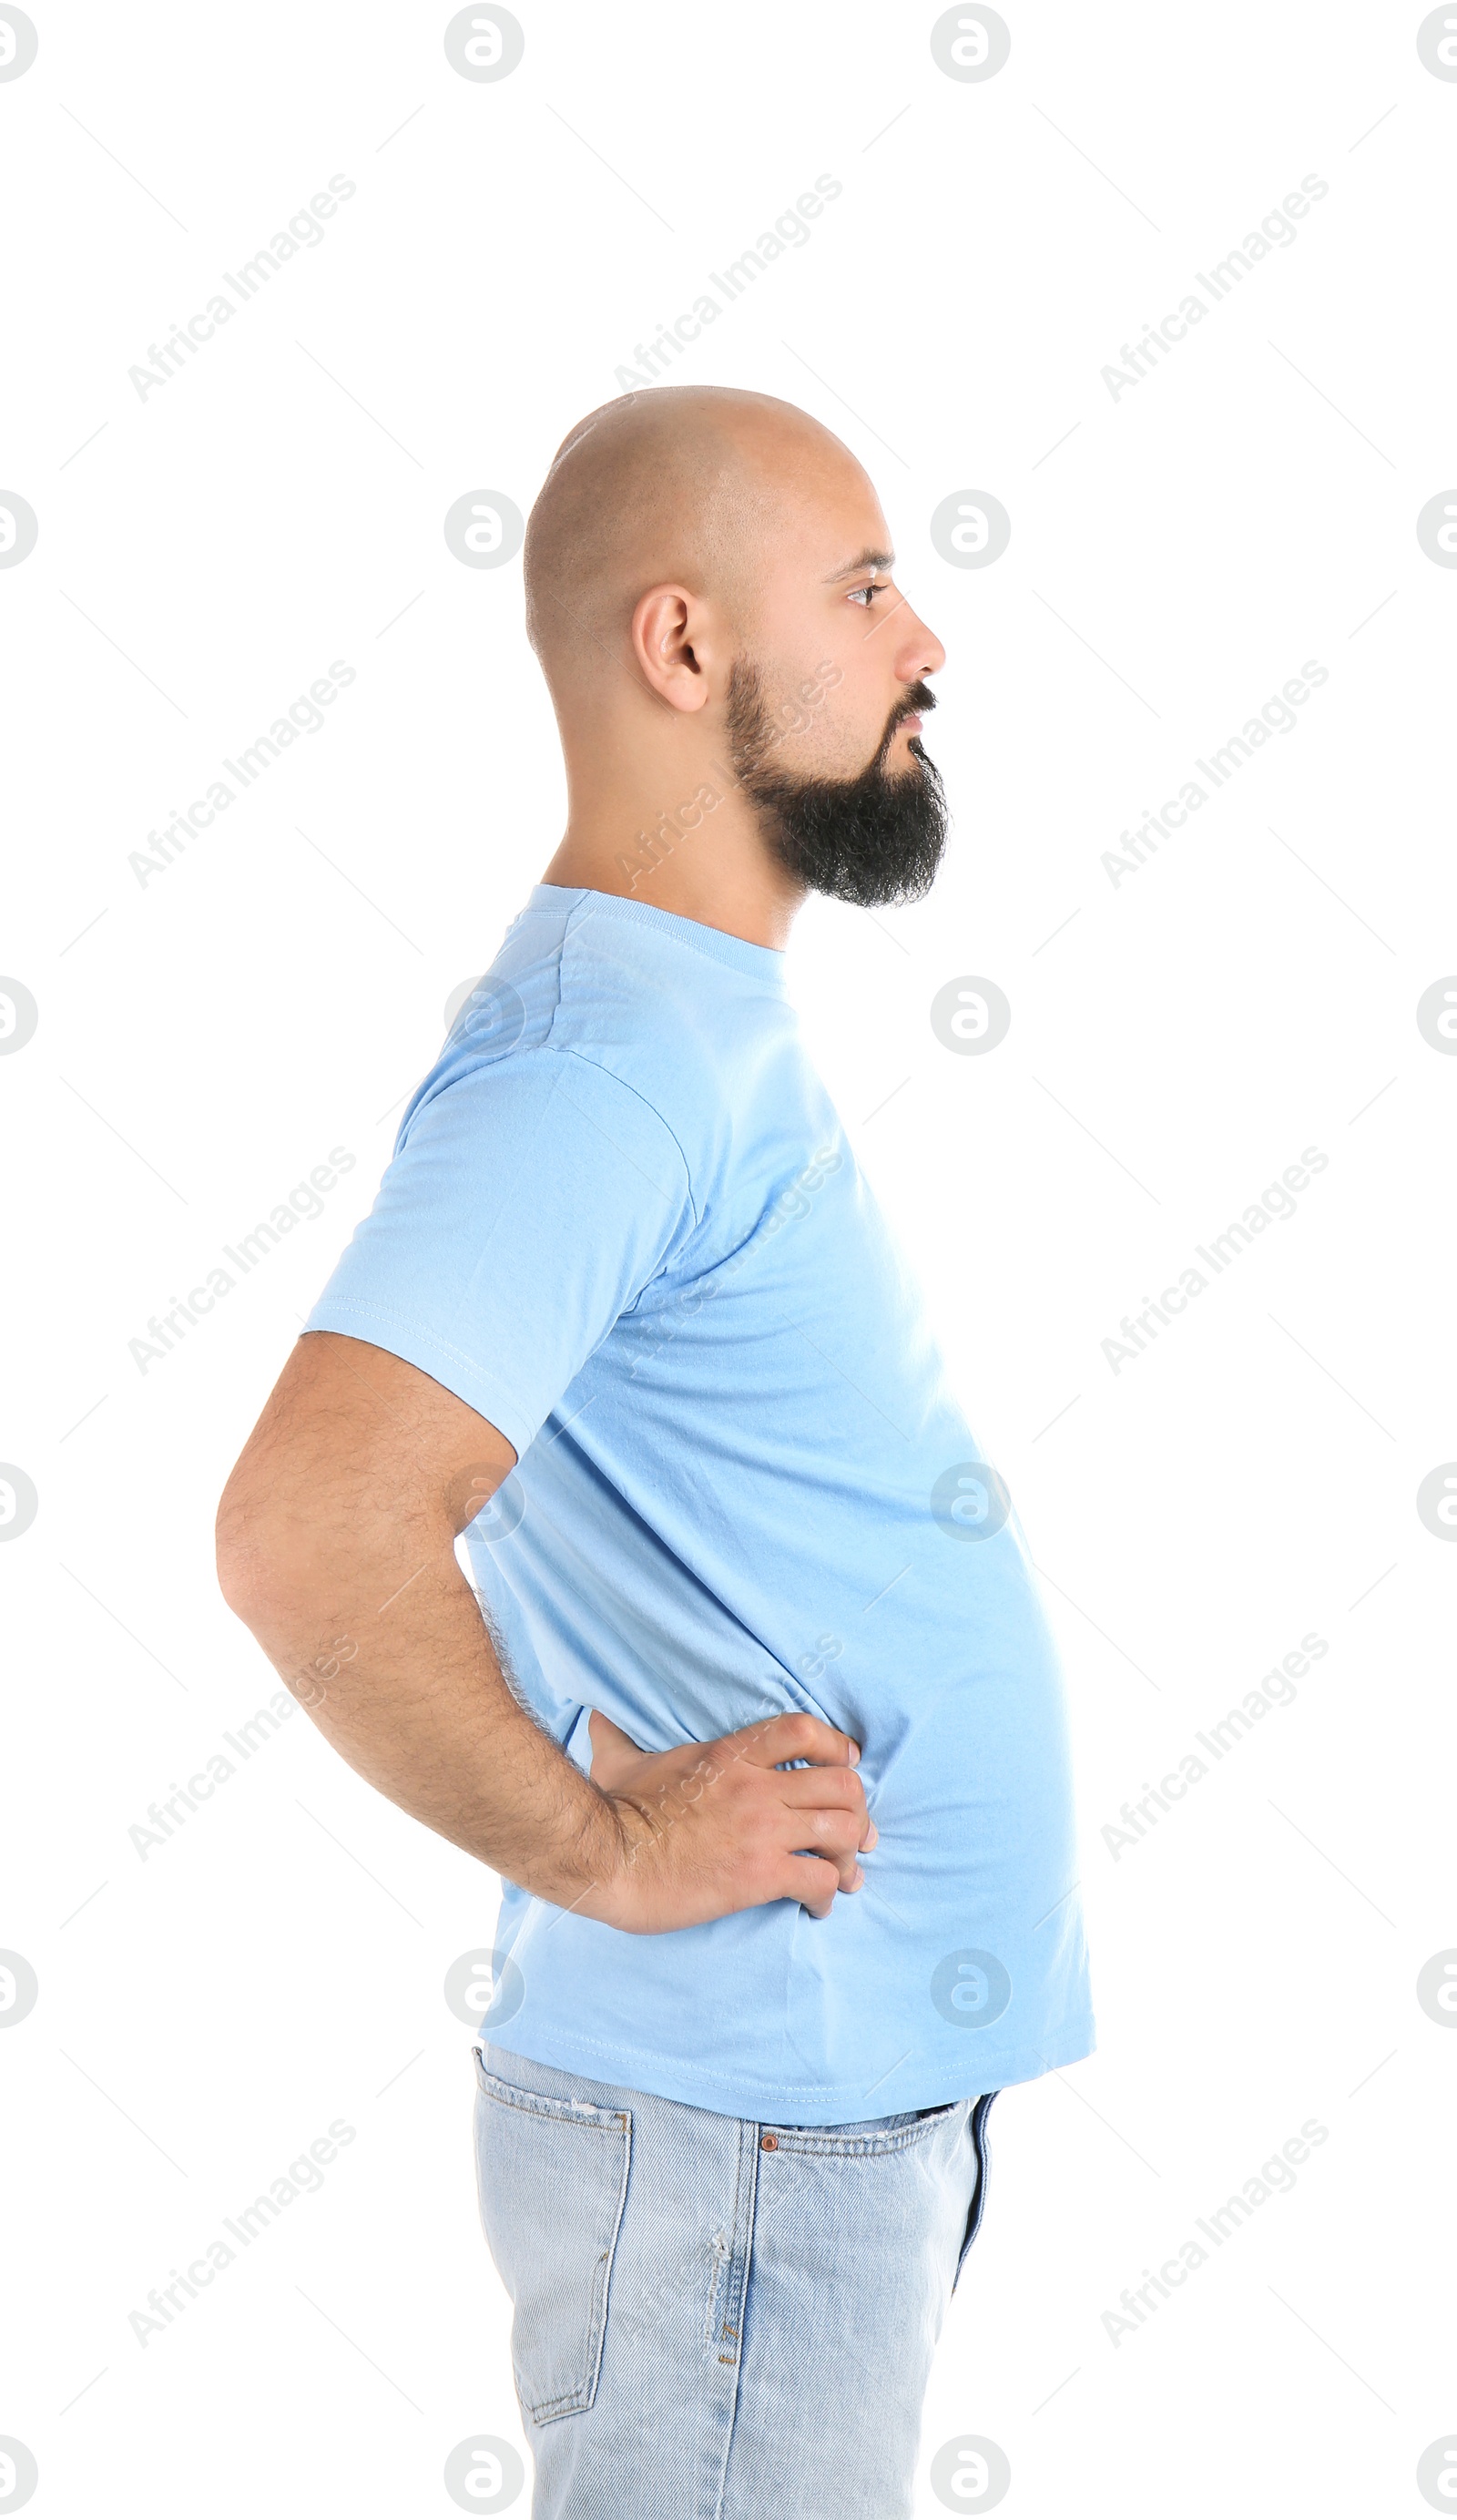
left=540, top=735, right=804, bottom=951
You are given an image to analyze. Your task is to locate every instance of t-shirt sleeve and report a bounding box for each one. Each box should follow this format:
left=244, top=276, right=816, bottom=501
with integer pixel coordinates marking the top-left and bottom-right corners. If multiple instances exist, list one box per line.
left=303, top=1046, right=695, bottom=1457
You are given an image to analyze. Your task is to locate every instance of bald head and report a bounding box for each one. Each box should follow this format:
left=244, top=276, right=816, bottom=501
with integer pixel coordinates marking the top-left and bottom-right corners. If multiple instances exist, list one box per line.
left=524, top=386, right=857, bottom=694
left=530, top=384, right=948, bottom=921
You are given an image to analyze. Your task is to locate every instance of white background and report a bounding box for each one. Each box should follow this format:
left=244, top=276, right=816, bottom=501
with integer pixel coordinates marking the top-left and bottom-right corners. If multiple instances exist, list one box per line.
left=4, top=2, right=1456, bottom=2513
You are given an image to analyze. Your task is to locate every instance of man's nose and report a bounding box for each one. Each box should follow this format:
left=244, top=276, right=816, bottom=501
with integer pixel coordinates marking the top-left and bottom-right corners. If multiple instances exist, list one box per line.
left=896, top=610, right=946, bottom=682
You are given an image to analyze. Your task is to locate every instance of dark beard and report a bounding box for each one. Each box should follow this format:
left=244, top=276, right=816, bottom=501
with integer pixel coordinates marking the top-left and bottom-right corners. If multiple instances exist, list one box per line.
left=725, top=662, right=948, bottom=908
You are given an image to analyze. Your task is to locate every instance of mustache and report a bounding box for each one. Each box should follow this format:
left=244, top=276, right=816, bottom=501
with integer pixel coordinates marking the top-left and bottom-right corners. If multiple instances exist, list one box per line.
left=878, top=680, right=938, bottom=766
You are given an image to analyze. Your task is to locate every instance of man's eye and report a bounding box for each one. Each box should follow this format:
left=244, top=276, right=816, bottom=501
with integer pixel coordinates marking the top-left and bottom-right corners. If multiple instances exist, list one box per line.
left=848, top=584, right=881, bottom=607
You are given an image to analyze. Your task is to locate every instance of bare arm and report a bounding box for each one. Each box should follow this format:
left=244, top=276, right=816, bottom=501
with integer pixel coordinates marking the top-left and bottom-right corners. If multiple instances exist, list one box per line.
left=214, top=1331, right=872, bottom=1932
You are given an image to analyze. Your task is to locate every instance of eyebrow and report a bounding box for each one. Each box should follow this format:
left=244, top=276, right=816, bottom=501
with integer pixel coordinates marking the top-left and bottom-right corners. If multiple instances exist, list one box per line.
left=823, top=546, right=896, bottom=582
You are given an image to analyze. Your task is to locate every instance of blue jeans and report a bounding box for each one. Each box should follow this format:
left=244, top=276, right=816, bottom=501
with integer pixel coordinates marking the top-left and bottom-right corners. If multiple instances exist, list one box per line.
left=473, top=2042, right=998, bottom=2519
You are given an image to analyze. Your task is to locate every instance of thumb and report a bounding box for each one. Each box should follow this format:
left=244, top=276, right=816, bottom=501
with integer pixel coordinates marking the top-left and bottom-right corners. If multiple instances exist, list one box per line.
left=586, top=1708, right=647, bottom=1783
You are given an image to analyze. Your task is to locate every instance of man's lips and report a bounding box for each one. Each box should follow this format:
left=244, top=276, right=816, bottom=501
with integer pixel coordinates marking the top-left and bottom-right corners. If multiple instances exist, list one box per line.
left=896, top=712, right=922, bottom=735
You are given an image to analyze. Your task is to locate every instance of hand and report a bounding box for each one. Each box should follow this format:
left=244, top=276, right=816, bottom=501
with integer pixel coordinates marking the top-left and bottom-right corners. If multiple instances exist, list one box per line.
left=576, top=1708, right=878, bottom=1935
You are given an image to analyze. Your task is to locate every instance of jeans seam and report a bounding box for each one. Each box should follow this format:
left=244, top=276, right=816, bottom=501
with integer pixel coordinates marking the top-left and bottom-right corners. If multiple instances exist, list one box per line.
left=765, top=2117, right=954, bottom=2160
left=474, top=2054, right=627, bottom=2137
left=712, top=2119, right=761, bottom=2520
left=951, top=2090, right=999, bottom=2296
left=701, top=2229, right=731, bottom=2350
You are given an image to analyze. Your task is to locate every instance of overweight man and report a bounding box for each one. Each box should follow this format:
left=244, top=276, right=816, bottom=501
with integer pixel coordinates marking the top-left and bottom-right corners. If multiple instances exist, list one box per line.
left=216, top=385, right=1094, bottom=2520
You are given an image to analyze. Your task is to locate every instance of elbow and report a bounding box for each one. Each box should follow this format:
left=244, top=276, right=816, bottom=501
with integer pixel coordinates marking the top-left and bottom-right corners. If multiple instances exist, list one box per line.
left=215, top=1491, right=270, bottom=1629
left=214, top=1464, right=301, bottom=1631
left=215, top=1459, right=385, bottom=1649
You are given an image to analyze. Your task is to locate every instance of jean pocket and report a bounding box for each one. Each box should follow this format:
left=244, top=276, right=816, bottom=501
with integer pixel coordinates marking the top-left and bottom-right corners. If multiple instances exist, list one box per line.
left=769, top=2099, right=965, bottom=2158
left=473, top=2051, right=632, bottom=2424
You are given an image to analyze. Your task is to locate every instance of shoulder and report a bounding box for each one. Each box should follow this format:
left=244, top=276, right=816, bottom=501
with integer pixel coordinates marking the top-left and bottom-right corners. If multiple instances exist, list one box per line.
left=546, top=897, right=756, bottom=1163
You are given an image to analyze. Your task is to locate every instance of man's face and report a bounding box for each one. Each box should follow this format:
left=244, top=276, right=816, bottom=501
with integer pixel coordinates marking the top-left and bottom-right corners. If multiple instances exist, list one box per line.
left=722, top=454, right=949, bottom=908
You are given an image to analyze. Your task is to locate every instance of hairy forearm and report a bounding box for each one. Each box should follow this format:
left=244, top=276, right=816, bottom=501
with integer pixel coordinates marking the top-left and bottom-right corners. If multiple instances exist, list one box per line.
left=233, top=1530, right=627, bottom=1908
left=218, top=1337, right=868, bottom=1940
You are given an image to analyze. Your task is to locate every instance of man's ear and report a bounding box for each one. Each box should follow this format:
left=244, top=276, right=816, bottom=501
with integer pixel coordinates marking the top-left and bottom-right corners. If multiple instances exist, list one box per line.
left=630, top=585, right=718, bottom=714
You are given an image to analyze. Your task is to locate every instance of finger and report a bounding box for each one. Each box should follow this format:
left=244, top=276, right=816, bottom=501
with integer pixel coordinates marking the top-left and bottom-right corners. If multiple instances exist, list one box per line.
left=734, top=1711, right=861, bottom=1772
left=771, top=1852, right=844, bottom=1919
left=776, top=1767, right=868, bottom=1815
left=586, top=1709, right=647, bottom=1783
left=780, top=1807, right=867, bottom=1894
left=775, top=1772, right=877, bottom=1861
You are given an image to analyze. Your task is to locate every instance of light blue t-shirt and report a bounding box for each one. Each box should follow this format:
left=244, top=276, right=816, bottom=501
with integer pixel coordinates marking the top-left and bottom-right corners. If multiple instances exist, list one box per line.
left=306, top=884, right=1095, bottom=2121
